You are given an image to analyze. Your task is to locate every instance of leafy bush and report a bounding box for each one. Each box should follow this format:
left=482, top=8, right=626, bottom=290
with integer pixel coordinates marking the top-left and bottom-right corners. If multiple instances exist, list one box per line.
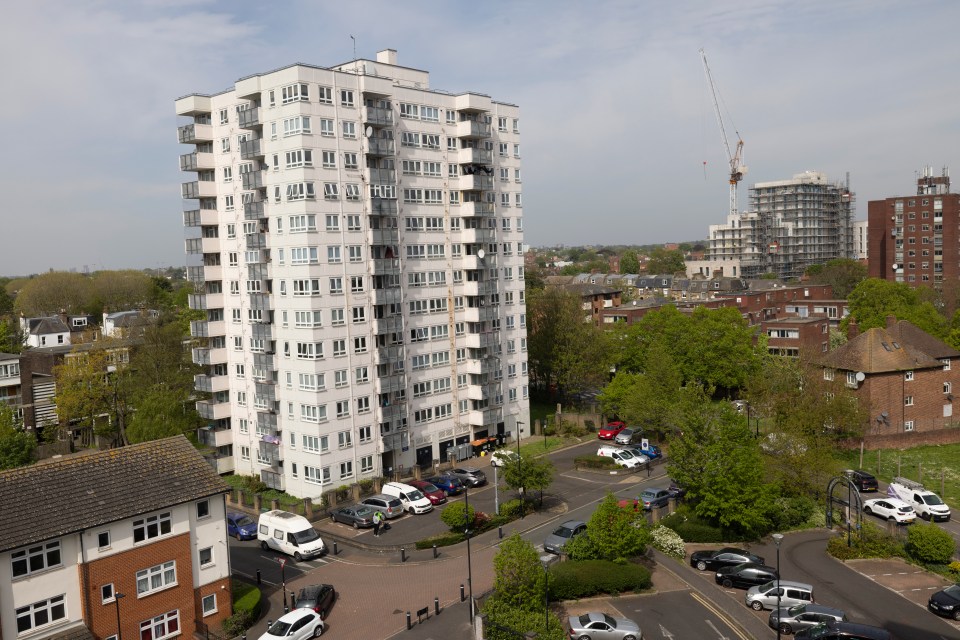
left=548, top=560, right=652, bottom=600
left=440, top=502, right=476, bottom=532
left=335, top=485, right=351, bottom=502
left=651, top=525, right=686, bottom=560
left=826, top=522, right=905, bottom=560
left=575, top=455, right=619, bottom=469
left=499, top=498, right=524, bottom=518
left=584, top=419, right=596, bottom=432
left=222, top=610, right=254, bottom=636
left=224, top=474, right=267, bottom=494
left=558, top=420, right=587, bottom=438
left=358, top=478, right=375, bottom=495
left=949, top=560, right=960, bottom=577
left=660, top=510, right=727, bottom=542
left=415, top=532, right=465, bottom=549
left=768, top=495, right=815, bottom=530
left=906, top=523, right=956, bottom=564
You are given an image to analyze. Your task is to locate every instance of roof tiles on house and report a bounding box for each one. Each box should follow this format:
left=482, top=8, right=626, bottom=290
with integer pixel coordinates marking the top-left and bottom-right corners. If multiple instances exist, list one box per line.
left=821, top=326, right=941, bottom=374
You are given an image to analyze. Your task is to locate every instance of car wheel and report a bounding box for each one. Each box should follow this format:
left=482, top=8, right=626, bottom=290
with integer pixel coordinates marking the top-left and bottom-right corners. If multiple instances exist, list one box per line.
left=779, top=623, right=792, bottom=635
left=921, top=511, right=931, bottom=520
left=623, top=636, right=636, bottom=640
left=864, top=506, right=873, bottom=515
left=722, top=578, right=733, bottom=588
left=751, top=600, right=764, bottom=611
left=577, top=636, right=591, bottom=640
left=888, top=515, right=896, bottom=522
left=294, top=552, right=303, bottom=562
left=353, top=521, right=360, bottom=530
left=313, top=625, right=324, bottom=637
left=953, top=609, right=960, bottom=621
left=696, top=560, right=707, bottom=571
left=260, top=541, right=269, bottom=551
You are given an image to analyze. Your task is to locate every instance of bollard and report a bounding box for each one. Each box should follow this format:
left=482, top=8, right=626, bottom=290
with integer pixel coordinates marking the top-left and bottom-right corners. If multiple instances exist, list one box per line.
left=283, top=604, right=289, bottom=614
left=460, top=584, right=465, bottom=602
left=333, top=541, right=338, bottom=556
left=256, top=569, right=262, bottom=585
left=401, top=547, right=407, bottom=563
left=266, top=621, right=272, bottom=630
left=290, top=591, right=296, bottom=608
left=435, top=597, right=441, bottom=616
left=242, top=635, right=246, bottom=640
left=406, top=611, right=412, bottom=630
left=432, top=544, right=438, bottom=559
left=498, top=525, right=503, bottom=539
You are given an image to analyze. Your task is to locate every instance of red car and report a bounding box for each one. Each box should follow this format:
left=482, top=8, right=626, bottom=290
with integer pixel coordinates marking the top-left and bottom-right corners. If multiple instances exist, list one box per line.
left=598, top=421, right=627, bottom=440
left=408, top=479, right=448, bottom=506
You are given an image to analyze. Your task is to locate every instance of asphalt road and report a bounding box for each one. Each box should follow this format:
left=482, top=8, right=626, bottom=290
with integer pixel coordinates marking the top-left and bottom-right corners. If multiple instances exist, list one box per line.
left=611, top=591, right=747, bottom=640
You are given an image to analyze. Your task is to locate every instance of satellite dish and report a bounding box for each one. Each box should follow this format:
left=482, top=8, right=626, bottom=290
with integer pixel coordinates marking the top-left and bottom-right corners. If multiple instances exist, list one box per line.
left=477, top=249, right=486, bottom=260
left=891, top=264, right=899, bottom=271
left=365, top=126, right=374, bottom=138
left=855, top=372, right=865, bottom=382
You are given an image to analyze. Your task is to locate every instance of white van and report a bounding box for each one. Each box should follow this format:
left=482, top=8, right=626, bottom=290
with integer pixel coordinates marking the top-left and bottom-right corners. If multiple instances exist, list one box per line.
left=257, top=510, right=325, bottom=561
left=382, top=482, right=434, bottom=514
left=597, top=445, right=642, bottom=469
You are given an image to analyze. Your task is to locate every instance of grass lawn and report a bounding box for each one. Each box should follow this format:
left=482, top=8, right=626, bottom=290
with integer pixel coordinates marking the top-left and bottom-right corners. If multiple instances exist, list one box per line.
left=837, top=442, right=960, bottom=508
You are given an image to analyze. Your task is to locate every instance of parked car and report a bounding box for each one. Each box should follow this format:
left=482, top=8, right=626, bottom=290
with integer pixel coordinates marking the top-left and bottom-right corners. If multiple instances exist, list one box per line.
left=614, top=428, right=639, bottom=445
left=619, top=446, right=651, bottom=465
left=745, top=580, right=814, bottom=611
left=598, top=421, right=627, bottom=440
left=490, top=449, right=520, bottom=468
left=928, top=583, right=960, bottom=620
left=715, top=562, right=779, bottom=589
left=258, top=608, right=324, bottom=640
left=381, top=482, right=433, bottom=514
left=447, top=466, right=487, bottom=487
left=844, top=469, right=879, bottom=492
left=424, top=474, right=465, bottom=496
left=408, top=480, right=447, bottom=505
left=295, top=584, right=337, bottom=620
left=597, top=445, right=643, bottom=469
left=639, top=488, right=672, bottom=510
left=567, top=611, right=641, bottom=640
left=543, top=520, right=587, bottom=554
left=769, top=604, right=847, bottom=636
left=328, top=505, right=376, bottom=529
left=793, top=620, right=891, bottom=639
left=227, top=512, right=258, bottom=540
left=668, top=479, right=687, bottom=500
left=863, top=498, right=915, bottom=524
left=690, top=547, right=765, bottom=572
left=636, top=442, right=661, bottom=459
left=360, top=494, right=404, bottom=519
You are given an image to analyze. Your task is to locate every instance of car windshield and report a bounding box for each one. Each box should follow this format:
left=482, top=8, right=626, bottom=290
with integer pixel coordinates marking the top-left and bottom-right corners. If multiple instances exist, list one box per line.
left=234, top=516, right=254, bottom=527
left=354, top=507, right=374, bottom=517
left=603, top=613, right=618, bottom=627
left=923, top=494, right=944, bottom=505
left=944, top=585, right=960, bottom=598
left=408, top=490, right=425, bottom=501
left=420, top=483, right=439, bottom=492
left=619, top=450, right=635, bottom=459
left=897, top=506, right=913, bottom=513
left=804, top=623, right=829, bottom=638
left=267, top=621, right=292, bottom=636
left=553, top=526, right=574, bottom=538
left=292, top=528, right=320, bottom=543
left=787, top=604, right=807, bottom=615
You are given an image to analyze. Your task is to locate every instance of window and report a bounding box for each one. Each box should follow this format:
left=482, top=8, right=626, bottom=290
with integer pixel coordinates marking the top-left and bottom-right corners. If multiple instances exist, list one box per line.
left=290, top=247, right=319, bottom=264
left=198, top=547, right=214, bottom=568
left=942, top=358, right=952, bottom=371
left=905, top=370, right=914, bottom=381
left=300, top=405, right=327, bottom=423
left=348, top=245, right=363, bottom=262
left=905, top=396, right=914, bottom=406
left=905, top=420, right=915, bottom=432
left=286, top=182, right=316, bottom=200
left=202, top=594, right=217, bottom=616
left=352, top=307, right=366, bottom=323
left=342, top=121, right=356, bottom=138
left=281, top=82, right=309, bottom=104
left=328, top=246, right=342, bottom=263
left=944, top=382, right=952, bottom=394
left=16, top=596, right=66, bottom=634
left=340, top=461, right=354, bottom=479
left=337, top=401, right=350, bottom=419
left=285, top=149, right=313, bottom=168
left=357, top=396, right=371, bottom=413
left=97, top=531, right=111, bottom=549
left=422, top=106, right=439, bottom=122
left=139, top=611, right=180, bottom=640
left=133, top=513, right=172, bottom=543
left=332, top=339, right=346, bottom=357
left=331, top=308, right=345, bottom=326
left=136, top=561, right=177, bottom=595
left=329, top=277, right=343, bottom=295
left=283, top=116, right=311, bottom=136
left=346, top=214, right=361, bottom=230
left=324, top=183, right=340, bottom=200
left=196, top=500, right=210, bottom=519
left=354, top=336, right=367, bottom=353
left=318, top=86, right=333, bottom=104
left=101, top=583, right=115, bottom=603
left=290, top=214, right=317, bottom=233
left=296, top=342, right=324, bottom=360
left=319, top=118, right=334, bottom=137
left=356, top=366, right=369, bottom=383
left=360, top=455, right=374, bottom=473
left=322, top=150, right=336, bottom=168
left=340, top=89, right=354, bottom=107
left=12, top=541, right=62, bottom=577
left=335, top=370, right=348, bottom=388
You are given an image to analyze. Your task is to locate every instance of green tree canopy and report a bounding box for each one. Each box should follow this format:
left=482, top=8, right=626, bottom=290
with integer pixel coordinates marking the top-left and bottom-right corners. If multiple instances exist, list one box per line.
left=501, top=454, right=554, bottom=507
left=0, top=403, right=36, bottom=470
left=646, top=248, right=685, bottom=275
left=804, top=258, right=867, bottom=298
left=566, top=493, right=649, bottom=562
left=15, top=272, right=92, bottom=316
left=620, top=250, right=640, bottom=274
left=845, top=278, right=948, bottom=339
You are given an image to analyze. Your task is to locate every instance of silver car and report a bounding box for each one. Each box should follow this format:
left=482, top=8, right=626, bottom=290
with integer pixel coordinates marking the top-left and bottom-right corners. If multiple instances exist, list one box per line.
left=768, top=603, right=846, bottom=635
left=544, top=519, right=587, bottom=554
left=567, top=611, right=642, bottom=640
left=614, top=428, right=638, bottom=445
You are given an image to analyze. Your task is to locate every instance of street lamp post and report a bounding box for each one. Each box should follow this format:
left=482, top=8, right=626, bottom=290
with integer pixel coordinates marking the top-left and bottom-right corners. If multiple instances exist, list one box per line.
left=114, top=593, right=125, bottom=640
left=773, top=533, right=784, bottom=640
left=542, top=560, right=550, bottom=631
left=516, top=421, right=524, bottom=519
left=464, top=485, right=474, bottom=624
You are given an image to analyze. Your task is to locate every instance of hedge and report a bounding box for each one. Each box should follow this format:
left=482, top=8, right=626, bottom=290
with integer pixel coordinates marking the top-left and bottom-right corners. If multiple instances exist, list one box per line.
left=574, top=455, right=619, bottom=469
left=906, top=523, right=956, bottom=564
left=548, top=560, right=652, bottom=600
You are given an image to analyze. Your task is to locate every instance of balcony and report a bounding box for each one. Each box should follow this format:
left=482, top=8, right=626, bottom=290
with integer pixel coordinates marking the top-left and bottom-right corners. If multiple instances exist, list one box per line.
left=245, top=233, right=267, bottom=250
left=248, top=263, right=270, bottom=281
left=257, top=412, right=278, bottom=430
left=246, top=250, right=269, bottom=265
left=461, top=175, right=494, bottom=191
left=464, top=306, right=498, bottom=323
left=182, top=209, right=219, bottom=227
left=464, top=331, right=499, bottom=350
left=198, top=426, right=233, bottom=448
left=253, top=352, right=276, bottom=371
left=255, top=382, right=277, bottom=402
left=181, top=181, right=217, bottom=199
left=371, top=287, right=402, bottom=305
left=370, top=198, right=398, bottom=215
left=191, top=346, right=227, bottom=366
left=365, top=138, right=395, bottom=157
left=380, top=404, right=406, bottom=422
left=178, top=123, right=213, bottom=144
left=456, top=120, right=492, bottom=139
left=372, top=258, right=401, bottom=275
left=466, top=383, right=498, bottom=401
left=459, top=202, right=495, bottom=217
left=196, top=399, right=231, bottom=421
left=457, top=148, right=492, bottom=164
left=363, top=106, right=394, bottom=126
left=179, top=152, right=214, bottom=171
left=241, top=170, right=265, bottom=190
left=240, top=138, right=263, bottom=159
left=378, top=372, right=406, bottom=392
left=374, top=314, right=403, bottom=334
left=375, top=345, right=405, bottom=365
left=194, top=374, right=230, bottom=393
left=369, top=228, right=399, bottom=245
left=203, top=451, right=234, bottom=475
left=238, top=107, right=261, bottom=129
left=251, top=323, right=273, bottom=340
left=244, top=199, right=265, bottom=220
left=368, top=168, right=396, bottom=185
left=461, top=227, right=497, bottom=244
left=462, top=358, right=498, bottom=376
left=249, top=292, right=271, bottom=310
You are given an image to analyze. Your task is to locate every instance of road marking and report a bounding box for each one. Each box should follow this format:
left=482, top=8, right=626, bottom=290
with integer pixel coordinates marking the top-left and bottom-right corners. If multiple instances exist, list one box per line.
left=690, top=592, right=750, bottom=640
left=659, top=623, right=676, bottom=639
left=705, top=620, right=730, bottom=639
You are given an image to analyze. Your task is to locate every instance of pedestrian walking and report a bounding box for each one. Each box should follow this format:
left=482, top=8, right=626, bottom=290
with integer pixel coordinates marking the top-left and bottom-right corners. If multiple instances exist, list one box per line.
left=373, top=510, right=383, bottom=536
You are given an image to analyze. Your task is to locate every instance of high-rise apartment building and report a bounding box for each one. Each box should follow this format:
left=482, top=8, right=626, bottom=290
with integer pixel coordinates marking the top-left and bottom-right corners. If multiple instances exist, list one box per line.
left=867, top=167, right=957, bottom=287
left=694, top=171, right=855, bottom=280
left=176, top=50, right=529, bottom=497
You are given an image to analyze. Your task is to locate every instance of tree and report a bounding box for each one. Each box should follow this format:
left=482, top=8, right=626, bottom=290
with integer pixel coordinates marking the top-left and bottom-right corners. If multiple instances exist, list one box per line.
left=0, top=403, right=36, bottom=470
left=646, top=247, right=685, bottom=275
left=53, top=342, right=130, bottom=445
left=88, top=270, right=154, bottom=314
left=845, top=279, right=948, bottom=339
left=15, top=272, right=92, bottom=316
left=566, top=493, right=649, bottom=562
left=620, top=250, right=640, bottom=274
left=684, top=306, right=763, bottom=391
left=805, top=258, right=867, bottom=298
left=501, top=454, right=554, bottom=507
left=0, top=319, right=24, bottom=354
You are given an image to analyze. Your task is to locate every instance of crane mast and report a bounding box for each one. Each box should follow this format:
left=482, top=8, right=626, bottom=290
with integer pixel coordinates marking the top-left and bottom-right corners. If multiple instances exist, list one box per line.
left=699, top=48, right=747, bottom=219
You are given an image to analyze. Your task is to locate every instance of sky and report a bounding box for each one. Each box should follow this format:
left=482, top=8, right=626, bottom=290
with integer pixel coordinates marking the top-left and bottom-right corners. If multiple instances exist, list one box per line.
left=2, top=0, right=958, bottom=274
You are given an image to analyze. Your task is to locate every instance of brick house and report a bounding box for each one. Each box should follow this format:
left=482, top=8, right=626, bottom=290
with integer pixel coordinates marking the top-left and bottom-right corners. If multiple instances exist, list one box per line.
left=761, top=316, right=831, bottom=358
left=821, top=317, right=960, bottom=434
left=0, top=436, right=231, bottom=640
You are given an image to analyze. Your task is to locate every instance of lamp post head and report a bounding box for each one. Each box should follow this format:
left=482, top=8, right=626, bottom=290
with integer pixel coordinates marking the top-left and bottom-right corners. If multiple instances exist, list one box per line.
left=116, top=593, right=126, bottom=599
left=772, top=533, right=784, bottom=546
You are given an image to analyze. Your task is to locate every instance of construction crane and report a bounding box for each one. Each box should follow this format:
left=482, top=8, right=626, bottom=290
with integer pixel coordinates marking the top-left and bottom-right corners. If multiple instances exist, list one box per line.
left=699, top=48, right=747, bottom=219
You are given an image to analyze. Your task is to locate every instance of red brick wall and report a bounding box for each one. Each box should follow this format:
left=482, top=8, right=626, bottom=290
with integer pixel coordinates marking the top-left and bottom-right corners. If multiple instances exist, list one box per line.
left=83, top=533, right=196, bottom=640
left=839, top=426, right=960, bottom=450
left=859, top=366, right=959, bottom=434
left=194, top=577, right=233, bottom=631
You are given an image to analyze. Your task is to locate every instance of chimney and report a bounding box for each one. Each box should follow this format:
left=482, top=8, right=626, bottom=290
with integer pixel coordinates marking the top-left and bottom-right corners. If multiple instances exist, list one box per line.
left=376, top=49, right=398, bottom=65
left=59, top=309, right=68, bottom=326
left=886, top=315, right=897, bottom=329
left=848, top=319, right=859, bottom=339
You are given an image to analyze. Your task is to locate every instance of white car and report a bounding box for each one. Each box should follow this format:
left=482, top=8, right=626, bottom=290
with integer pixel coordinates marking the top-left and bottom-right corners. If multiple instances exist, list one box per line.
left=490, top=449, right=519, bottom=468
left=259, top=609, right=325, bottom=640
left=863, top=497, right=916, bottom=524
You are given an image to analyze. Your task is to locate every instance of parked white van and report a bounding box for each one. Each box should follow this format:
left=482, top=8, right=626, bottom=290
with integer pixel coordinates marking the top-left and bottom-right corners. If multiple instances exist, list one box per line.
left=382, top=482, right=434, bottom=514
left=257, top=510, right=326, bottom=561
left=597, top=445, right=642, bottom=469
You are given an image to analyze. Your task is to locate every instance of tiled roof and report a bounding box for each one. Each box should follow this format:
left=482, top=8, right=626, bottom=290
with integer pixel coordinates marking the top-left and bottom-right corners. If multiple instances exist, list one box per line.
left=890, top=320, right=960, bottom=360
left=821, top=327, right=941, bottom=374
left=27, top=316, right=69, bottom=335
left=0, top=435, right=228, bottom=552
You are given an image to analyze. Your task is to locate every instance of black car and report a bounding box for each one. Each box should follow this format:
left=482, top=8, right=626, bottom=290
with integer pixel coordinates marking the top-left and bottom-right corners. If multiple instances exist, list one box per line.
left=690, top=547, right=765, bottom=571
left=715, top=562, right=779, bottom=589
left=447, top=466, right=487, bottom=487
left=794, top=620, right=891, bottom=639
left=845, top=469, right=879, bottom=493
left=928, top=583, right=960, bottom=620
left=295, top=584, right=337, bottom=620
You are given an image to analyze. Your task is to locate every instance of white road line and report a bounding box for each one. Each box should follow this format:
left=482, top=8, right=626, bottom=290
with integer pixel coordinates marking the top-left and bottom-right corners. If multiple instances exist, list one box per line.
left=705, top=619, right=730, bottom=640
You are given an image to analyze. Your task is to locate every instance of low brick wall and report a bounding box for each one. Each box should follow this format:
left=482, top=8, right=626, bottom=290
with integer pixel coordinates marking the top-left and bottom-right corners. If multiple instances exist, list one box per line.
left=839, top=426, right=960, bottom=450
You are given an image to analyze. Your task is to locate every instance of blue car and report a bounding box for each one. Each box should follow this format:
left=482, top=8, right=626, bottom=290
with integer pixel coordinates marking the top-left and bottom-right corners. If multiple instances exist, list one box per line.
left=424, top=474, right=465, bottom=496
left=637, top=443, right=662, bottom=459
left=227, top=512, right=258, bottom=540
